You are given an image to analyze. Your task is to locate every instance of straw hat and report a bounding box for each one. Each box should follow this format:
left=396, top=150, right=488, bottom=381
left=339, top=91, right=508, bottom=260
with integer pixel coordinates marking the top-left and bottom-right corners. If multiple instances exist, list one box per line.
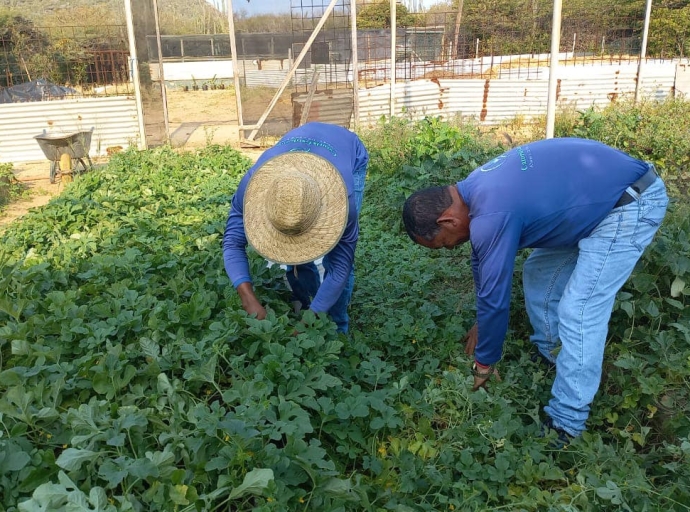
left=243, top=152, right=348, bottom=265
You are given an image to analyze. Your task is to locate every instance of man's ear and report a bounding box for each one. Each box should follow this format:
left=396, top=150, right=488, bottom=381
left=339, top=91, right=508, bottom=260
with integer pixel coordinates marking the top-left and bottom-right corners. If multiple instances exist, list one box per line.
left=436, top=212, right=459, bottom=227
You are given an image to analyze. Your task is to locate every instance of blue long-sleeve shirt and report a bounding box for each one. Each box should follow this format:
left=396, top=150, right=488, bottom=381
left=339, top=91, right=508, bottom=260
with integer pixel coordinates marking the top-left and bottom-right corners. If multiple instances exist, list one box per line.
left=223, top=122, right=369, bottom=313
left=457, top=138, right=650, bottom=365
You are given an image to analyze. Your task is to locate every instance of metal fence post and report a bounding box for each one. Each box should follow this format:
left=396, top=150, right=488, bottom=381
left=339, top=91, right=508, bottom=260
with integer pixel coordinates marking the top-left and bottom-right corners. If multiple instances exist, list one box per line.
left=635, top=0, right=654, bottom=104
left=545, top=0, right=563, bottom=139
left=226, top=0, right=245, bottom=137
left=390, top=0, right=396, bottom=118
left=351, top=0, right=360, bottom=130
left=124, top=0, right=147, bottom=149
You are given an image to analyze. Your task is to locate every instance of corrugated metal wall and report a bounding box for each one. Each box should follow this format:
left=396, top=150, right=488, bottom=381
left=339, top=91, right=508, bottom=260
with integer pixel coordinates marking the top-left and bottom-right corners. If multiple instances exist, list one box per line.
left=358, top=61, right=679, bottom=127
left=292, top=88, right=353, bottom=127
left=0, top=96, right=139, bottom=163
left=2, top=60, right=682, bottom=163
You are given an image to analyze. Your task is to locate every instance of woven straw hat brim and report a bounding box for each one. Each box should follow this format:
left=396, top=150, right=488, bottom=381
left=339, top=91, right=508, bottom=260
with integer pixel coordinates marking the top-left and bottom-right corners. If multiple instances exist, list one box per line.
left=243, top=152, right=348, bottom=265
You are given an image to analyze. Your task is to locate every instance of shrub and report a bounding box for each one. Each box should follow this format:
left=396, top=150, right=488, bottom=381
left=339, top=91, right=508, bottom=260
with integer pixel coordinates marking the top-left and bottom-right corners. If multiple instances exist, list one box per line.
left=0, top=162, right=27, bottom=209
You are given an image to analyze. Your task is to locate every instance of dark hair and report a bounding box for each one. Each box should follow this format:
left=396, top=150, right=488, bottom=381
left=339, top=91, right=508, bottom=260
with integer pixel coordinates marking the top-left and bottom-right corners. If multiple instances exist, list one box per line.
left=402, top=186, right=453, bottom=242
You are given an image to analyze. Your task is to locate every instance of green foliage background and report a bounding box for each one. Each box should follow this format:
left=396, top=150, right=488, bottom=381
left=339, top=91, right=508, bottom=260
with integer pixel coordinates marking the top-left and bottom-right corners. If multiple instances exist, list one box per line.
left=0, top=163, right=27, bottom=209
left=1, top=100, right=690, bottom=510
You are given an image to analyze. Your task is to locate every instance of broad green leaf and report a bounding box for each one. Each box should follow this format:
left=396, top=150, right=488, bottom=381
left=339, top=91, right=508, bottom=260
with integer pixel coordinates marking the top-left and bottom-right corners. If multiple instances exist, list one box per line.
left=56, top=449, right=100, bottom=471
left=11, top=339, right=30, bottom=355
left=671, top=276, right=685, bottom=297
left=91, top=374, right=111, bottom=395
left=19, top=472, right=79, bottom=511
left=595, top=480, right=623, bottom=504
left=157, top=373, right=173, bottom=395
left=228, top=468, right=274, bottom=499
left=184, top=354, right=217, bottom=384
left=1, top=450, right=31, bottom=472
left=139, top=337, right=160, bottom=361
left=97, top=460, right=127, bottom=488
left=645, top=300, right=660, bottom=317
left=322, top=477, right=354, bottom=496
left=126, top=458, right=159, bottom=479
left=169, top=485, right=189, bottom=506
left=118, top=407, right=148, bottom=430
left=664, top=297, right=685, bottom=309
left=18, top=483, right=68, bottom=512
left=106, top=433, right=126, bottom=447
left=0, top=369, right=22, bottom=386
left=85, top=487, right=115, bottom=512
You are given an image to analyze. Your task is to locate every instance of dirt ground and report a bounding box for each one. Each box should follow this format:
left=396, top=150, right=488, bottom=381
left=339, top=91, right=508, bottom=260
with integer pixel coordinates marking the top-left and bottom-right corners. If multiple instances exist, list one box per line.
left=166, top=87, right=293, bottom=149
left=0, top=162, right=66, bottom=231
left=0, top=86, right=297, bottom=232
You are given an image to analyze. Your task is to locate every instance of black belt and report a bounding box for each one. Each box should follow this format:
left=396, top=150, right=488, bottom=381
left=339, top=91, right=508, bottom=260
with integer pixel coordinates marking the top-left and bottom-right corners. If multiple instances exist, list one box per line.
left=614, top=166, right=659, bottom=208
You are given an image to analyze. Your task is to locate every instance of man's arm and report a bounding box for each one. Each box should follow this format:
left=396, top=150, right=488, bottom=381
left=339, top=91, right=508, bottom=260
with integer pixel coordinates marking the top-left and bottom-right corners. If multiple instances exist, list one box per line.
left=222, top=180, right=266, bottom=319
left=353, top=136, right=369, bottom=176
left=466, top=213, right=521, bottom=366
left=309, top=210, right=357, bottom=313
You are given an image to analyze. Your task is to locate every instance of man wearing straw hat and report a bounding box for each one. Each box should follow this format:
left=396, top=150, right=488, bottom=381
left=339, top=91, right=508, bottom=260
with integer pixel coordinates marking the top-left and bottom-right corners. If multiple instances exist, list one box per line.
left=223, top=122, right=369, bottom=333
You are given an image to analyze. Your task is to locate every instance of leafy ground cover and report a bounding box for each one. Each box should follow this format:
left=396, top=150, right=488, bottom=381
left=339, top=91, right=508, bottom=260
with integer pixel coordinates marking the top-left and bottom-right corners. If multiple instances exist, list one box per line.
left=0, top=163, right=28, bottom=211
left=1, top=103, right=689, bottom=511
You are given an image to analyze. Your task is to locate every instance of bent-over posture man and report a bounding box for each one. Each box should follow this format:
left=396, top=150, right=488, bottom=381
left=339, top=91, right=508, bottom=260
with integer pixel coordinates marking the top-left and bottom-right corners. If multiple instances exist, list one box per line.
left=402, top=137, right=668, bottom=443
left=223, top=122, right=368, bottom=333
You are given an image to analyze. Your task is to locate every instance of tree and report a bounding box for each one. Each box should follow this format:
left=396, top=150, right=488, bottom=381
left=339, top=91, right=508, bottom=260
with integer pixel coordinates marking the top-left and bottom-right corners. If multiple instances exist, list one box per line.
left=357, top=1, right=416, bottom=29
left=650, top=5, right=690, bottom=58
left=452, top=0, right=464, bottom=58
left=0, top=13, right=48, bottom=85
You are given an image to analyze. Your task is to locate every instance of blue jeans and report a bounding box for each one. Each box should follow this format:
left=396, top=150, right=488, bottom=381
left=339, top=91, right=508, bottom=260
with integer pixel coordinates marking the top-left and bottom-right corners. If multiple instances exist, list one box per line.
left=285, top=164, right=367, bottom=333
left=522, top=173, right=668, bottom=436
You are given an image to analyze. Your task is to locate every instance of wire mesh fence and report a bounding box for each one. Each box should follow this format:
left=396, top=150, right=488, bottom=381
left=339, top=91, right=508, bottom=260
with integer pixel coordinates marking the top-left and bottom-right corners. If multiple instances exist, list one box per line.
left=290, top=0, right=352, bottom=92
left=3, top=1, right=684, bottom=147
left=0, top=24, right=132, bottom=98
left=352, top=2, right=682, bottom=87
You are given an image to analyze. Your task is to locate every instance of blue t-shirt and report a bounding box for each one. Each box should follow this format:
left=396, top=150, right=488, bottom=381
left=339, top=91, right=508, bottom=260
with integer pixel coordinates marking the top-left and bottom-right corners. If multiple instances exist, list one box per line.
left=457, top=137, right=650, bottom=365
left=222, top=122, right=369, bottom=313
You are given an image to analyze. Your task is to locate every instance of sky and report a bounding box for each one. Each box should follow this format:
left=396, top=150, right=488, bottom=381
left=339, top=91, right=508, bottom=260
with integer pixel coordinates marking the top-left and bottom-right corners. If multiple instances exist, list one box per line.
left=206, top=0, right=451, bottom=17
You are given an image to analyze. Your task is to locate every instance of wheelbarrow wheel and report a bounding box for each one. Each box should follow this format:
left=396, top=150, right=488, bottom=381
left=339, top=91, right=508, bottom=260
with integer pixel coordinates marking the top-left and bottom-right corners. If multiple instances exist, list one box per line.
left=50, top=161, right=59, bottom=184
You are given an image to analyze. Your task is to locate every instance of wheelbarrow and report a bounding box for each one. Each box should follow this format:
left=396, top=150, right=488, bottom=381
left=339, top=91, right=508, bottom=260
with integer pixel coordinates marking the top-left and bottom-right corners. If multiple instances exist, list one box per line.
left=34, top=129, right=94, bottom=184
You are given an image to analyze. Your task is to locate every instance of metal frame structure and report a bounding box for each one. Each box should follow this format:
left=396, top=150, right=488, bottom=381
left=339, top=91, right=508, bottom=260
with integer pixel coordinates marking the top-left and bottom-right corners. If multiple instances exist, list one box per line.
left=118, top=0, right=661, bottom=148
left=229, top=0, right=341, bottom=143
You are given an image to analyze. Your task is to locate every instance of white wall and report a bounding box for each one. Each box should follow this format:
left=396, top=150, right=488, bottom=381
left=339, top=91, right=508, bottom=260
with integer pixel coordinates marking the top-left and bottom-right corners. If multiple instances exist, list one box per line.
left=149, top=60, right=234, bottom=82
left=677, top=62, right=690, bottom=97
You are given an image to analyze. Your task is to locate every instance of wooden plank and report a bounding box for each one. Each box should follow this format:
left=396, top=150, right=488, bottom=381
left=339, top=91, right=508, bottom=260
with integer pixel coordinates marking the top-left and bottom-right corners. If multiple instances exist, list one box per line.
left=299, top=69, right=321, bottom=126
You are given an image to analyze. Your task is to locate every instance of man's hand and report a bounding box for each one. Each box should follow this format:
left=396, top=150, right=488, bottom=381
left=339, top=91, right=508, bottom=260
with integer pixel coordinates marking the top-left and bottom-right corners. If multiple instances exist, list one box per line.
left=244, top=300, right=267, bottom=320
left=463, top=323, right=479, bottom=355
left=237, top=282, right=267, bottom=320
left=472, top=365, right=502, bottom=391
left=464, top=324, right=502, bottom=390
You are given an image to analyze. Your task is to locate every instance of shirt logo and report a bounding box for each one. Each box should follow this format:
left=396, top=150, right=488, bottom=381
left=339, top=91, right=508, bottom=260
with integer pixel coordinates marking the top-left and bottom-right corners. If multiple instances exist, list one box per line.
left=479, top=147, right=533, bottom=172
left=276, top=136, right=337, bottom=156
left=480, top=154, right=508, bottom=172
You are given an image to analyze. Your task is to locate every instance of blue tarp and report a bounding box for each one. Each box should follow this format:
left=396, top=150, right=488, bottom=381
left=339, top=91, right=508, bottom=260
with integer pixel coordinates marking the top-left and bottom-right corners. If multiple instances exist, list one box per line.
left=0, top=78, right=79, bottom=104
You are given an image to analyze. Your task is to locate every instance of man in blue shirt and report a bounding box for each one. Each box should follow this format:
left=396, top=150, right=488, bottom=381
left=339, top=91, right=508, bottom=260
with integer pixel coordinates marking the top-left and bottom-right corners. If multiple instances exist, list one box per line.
left=402, top=137, right=668, bottom=442
left=223, top=122, right=368, bottom=333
